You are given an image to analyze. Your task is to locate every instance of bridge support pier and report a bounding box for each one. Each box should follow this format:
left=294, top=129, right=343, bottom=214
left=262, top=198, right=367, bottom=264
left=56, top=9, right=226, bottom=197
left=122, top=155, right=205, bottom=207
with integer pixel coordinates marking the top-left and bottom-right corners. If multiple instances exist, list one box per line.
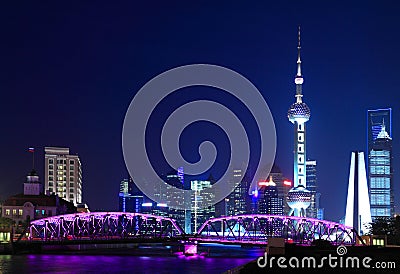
left=182, top=240, right=198, bottom=256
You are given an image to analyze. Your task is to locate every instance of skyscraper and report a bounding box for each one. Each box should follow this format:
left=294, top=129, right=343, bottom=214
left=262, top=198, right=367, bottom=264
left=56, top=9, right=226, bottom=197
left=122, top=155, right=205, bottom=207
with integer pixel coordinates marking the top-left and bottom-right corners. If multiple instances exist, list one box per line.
left=44, top=147, right=82, bottom=206
left=367, top=108, right=394, bottom=219
left=369, top=121, right=393, bottom=219
left=264, top=164, right=291, bottom=215
left=306, top=160, right=318, bottom=218
left=226, top=169, right=249, bottom=216
left=286, top=27, right=312, bottom=217
left=191, top=180, right=215, bottom=232
left=345, top=151, right=372, bottom=235
left=118, top=178, right=143, bottom=213
left=257, top=176, right=284, bottom=215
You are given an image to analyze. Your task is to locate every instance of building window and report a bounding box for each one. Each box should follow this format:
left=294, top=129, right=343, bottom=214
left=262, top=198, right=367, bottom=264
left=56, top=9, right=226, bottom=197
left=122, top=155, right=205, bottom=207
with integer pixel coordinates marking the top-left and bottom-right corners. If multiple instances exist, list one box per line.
left=49, top=165, right=54, bottom=170
left=69, top=194, right=74, bottom=199
left=70, top=171, right=74, bottom=176
left=298, top=123, right=304, bottom=132
left=5, top=209, right=10, bottom=216
left=49, top=188, right=53, bottom=192
left=49, top=176, right=54, bottom=181
left=70, top=160, right=74, bottom=165
left=49, top=159, right=54, bottom=164
left=12, top=209, right=17, bottom=215
left=70, top=165, right=74, bottom=170
left=49, top=170, right=53, bottom=175
left=69, top=188, right=74, bottom=193
left=18, top=209, right=23, bottom=216
left=49, top=182, right=53, bottom=187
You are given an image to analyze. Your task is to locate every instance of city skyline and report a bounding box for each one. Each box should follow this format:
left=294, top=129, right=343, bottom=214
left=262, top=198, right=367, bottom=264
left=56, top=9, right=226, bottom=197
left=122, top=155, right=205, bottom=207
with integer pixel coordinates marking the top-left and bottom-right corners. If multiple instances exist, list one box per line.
left=1, top=2, right=399, bottom=222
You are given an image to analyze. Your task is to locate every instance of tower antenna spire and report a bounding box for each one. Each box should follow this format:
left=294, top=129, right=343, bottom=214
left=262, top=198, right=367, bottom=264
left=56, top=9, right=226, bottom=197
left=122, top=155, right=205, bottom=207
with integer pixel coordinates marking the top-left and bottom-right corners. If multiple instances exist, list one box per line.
left=297, top=25, right=302, bottom=77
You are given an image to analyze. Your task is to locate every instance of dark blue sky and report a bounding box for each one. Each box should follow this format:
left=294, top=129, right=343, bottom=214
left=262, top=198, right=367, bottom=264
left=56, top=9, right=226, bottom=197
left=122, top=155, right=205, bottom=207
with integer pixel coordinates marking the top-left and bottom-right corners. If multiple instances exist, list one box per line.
left=0, top=1, right=399, bottom=222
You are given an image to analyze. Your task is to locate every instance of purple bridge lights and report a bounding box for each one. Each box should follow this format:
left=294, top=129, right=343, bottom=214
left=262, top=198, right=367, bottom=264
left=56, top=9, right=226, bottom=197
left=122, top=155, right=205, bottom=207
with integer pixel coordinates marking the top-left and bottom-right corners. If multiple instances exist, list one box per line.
left=28, top=212, right=184, bottom=241
left=25, top=212, right=358, bottom=246
left=196, top=215, right=357, bottom=246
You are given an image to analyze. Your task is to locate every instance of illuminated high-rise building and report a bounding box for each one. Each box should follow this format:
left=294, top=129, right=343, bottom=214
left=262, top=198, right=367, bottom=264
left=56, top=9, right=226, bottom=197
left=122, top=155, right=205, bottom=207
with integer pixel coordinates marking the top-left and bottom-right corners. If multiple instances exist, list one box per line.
left=257, top=176, right=283, bottom=215
left=367, top=109, right=394, bottom=219
left=191, top=180, right=215, bottom=232
left=305, top=160, right=318, bottom=218
left=345, top=151, right=372, bottom=235
left=226, top=169, right=249, bottom=216
left=286, top=27, right=311, bottom=217
left=44, top=147, right=82, bottom=206
left=118, top=178, right=143, bottom=213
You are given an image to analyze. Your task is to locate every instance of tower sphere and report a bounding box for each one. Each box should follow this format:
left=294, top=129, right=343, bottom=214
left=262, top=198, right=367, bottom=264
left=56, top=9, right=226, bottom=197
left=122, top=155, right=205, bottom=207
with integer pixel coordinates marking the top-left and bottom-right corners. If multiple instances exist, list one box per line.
left=287, top=185, right=311, bottom=210
left=287, top=102, right=311, bottom=124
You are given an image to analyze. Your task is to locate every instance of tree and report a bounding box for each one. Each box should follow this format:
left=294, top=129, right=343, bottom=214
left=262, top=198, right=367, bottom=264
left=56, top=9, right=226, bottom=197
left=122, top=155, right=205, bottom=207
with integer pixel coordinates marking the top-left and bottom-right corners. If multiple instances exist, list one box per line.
left=369, top=216, right=400, bottom=245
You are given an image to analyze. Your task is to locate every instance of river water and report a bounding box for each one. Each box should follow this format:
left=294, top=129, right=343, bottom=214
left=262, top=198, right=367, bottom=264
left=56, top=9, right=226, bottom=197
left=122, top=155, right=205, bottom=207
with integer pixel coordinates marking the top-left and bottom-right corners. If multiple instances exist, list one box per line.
left=0, top=244, right=263, bottom=274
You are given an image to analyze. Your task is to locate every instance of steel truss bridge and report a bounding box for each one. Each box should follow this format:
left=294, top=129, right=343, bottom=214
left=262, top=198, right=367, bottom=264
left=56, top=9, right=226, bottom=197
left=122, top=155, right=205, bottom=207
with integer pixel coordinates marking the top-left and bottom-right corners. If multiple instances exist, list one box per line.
left=24, top=213, right=358, bottom=246
left=196, top=215, right=357, bottom=246
left=28, top=212, right=184, bottom=241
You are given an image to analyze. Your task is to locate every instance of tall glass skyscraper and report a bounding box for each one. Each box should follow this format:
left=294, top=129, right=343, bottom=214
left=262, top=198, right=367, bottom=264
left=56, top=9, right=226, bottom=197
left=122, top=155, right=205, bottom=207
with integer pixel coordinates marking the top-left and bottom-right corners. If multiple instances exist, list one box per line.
left=367, top=108, right=393, bottom=219
left=305, top=160, right=318, bottom=218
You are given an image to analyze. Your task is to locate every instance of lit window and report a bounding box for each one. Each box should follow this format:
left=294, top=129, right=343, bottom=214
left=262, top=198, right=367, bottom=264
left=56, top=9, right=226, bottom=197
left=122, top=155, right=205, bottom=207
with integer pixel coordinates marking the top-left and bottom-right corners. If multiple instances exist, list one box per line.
left=5, top=209, right=10, bottom=216
left=42, top=210, right=45, bottom=215
left=18, top=209, right=23, bottom=216
left=12, top=209, right=17, bottom=215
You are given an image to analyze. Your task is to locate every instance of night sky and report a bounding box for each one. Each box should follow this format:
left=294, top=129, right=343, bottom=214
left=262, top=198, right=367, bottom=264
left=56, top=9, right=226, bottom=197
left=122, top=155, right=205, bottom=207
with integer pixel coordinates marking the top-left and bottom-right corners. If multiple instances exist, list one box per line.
left=1, top=1, right=399, bottom=222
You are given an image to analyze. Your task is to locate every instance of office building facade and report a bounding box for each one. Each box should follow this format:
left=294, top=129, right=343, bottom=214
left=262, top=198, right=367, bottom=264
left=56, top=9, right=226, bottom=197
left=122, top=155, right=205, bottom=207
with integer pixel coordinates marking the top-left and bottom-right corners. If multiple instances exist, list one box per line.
left=367, top=108, right=394, bottom=219
left=44, top=147, right=82, bottom=206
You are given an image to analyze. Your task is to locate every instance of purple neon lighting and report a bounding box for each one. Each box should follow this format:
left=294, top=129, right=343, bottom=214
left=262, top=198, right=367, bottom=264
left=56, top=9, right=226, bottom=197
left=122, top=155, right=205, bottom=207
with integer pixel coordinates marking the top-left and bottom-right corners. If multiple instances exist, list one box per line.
left=30, top=211, right=183, bottom=234
left=196, top=214, right=353, bottom=236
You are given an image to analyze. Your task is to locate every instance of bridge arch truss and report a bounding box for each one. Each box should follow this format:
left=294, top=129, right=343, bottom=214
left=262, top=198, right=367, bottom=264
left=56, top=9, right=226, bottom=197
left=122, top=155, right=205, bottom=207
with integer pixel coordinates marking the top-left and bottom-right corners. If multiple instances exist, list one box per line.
left=197, top=214, right=357, bottom=245
left=29, top=212, right=184, bottom=241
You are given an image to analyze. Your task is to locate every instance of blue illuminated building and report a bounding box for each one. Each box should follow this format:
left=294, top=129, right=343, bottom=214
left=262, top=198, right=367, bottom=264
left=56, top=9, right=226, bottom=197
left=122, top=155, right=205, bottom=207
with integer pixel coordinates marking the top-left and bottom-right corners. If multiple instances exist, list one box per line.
left=367, top=109, right=394, bottom=219
left=118, top=178, right=143, bottom=213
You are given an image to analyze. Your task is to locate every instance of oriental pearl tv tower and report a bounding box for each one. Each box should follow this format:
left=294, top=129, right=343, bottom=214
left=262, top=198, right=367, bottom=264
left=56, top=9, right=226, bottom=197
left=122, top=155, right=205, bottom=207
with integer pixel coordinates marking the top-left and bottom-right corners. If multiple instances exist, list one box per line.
left=287, top=27, right=312, bottom=217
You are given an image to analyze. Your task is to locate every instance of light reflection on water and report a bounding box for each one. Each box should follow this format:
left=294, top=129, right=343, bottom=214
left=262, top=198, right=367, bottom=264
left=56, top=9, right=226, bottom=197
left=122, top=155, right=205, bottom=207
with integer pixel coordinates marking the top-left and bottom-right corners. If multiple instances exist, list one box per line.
left=0, top=249, right=261, bottom=274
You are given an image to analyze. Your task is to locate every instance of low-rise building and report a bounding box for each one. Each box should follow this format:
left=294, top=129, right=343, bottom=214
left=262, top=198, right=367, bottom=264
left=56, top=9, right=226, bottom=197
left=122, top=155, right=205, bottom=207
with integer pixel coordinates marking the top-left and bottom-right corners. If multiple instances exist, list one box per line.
left=2, top=170, right=76, bottom=224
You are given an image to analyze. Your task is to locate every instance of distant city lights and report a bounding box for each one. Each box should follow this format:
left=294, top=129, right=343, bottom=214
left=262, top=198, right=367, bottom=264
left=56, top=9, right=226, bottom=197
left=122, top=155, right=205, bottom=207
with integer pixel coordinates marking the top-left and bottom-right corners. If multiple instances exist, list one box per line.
left=283, top=180, right=292, bottom=186
left=142, top=202, right=152, bottom=207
